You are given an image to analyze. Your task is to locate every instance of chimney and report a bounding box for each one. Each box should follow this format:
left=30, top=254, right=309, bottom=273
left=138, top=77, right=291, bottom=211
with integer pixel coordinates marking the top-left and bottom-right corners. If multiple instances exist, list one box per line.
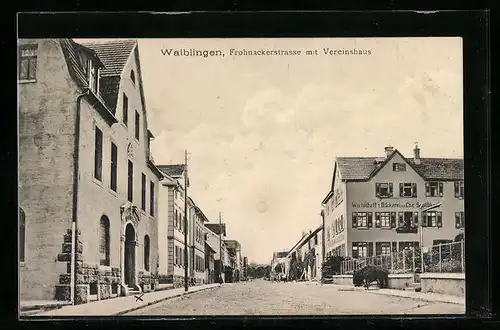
left=414, top=142, right=421, bottom=165
left=384, top=146, right=394, bottom=158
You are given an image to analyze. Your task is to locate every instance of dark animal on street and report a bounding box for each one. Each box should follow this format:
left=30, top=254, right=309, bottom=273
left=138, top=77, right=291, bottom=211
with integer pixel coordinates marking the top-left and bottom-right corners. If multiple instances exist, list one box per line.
left=352, top=265, right=389, bottom=289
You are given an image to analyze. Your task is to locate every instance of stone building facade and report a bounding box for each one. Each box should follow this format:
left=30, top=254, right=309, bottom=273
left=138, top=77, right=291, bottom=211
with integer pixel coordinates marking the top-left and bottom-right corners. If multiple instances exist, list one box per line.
left=18, top=38, right=162, bottom=303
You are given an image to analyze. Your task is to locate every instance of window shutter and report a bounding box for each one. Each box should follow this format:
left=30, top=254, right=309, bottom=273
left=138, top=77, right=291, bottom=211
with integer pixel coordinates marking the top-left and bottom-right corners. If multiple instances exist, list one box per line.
left=422, top=212, right=428, bottom=227
left=368, top=212, right=373, bottom=228
left=375, top=212, right=381, bottom=228
left=375, top=183, right=380, bottom=198
left=454, top=182, right=459, bottom=198
left=398, top=212, right=404, bottom=226
left=462, top=212, right=465, bottom=228
left=399, top=183, right=403, bottom=197
left=439, top=182, right=444, bottom=196
left=390, top=212, right=396, bottom=228
left=391, top=242, right=397, bottom=253
left=375, top=242, right=382, bottom=256
left=412, top=183, right=417, bottom=197
left=455, top=212, right=460, bottom=229
left=352, top=213, right=357, bottom=228
left=437, top=212, right=443, bottom=228
left=368, top=242, right=374, bottom=257
left=413, top=212, right=419, bottom=226
left=425, top=182, right=430, bottom=197
left=389, top=183, right=393, bottom=197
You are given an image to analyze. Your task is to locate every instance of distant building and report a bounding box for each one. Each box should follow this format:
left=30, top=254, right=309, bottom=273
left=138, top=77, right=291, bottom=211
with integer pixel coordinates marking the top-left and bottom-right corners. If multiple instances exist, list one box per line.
left=157, top=164, right=189, bottom=288
left=270, top=251, right=288, bottom=277
left=224, top=239, right=242, bottom=282
left=321, top=145, right=465, bottom=260
left=187, top=197, right=209, bottom=285
left=204, top=223, right=228, bottom=282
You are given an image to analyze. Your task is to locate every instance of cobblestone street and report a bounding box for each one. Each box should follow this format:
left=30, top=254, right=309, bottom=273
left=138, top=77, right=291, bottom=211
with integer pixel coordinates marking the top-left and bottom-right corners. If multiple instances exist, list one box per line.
left=126, top=279, right=465, bottom=316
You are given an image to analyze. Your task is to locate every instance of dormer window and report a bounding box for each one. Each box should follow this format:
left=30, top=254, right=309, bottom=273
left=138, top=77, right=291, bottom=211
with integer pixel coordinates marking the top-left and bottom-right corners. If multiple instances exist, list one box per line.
left=88, top=58, right=99, bottom=93
left=130, top=70, right=136, bottom=84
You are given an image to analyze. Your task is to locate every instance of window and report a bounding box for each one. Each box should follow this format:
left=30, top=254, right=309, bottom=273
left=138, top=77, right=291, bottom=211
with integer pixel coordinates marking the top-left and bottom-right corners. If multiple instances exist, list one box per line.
left=326, top=226, right=330, bottom=240
left=135, top=111, right=140, bottom=140
left=110, top=142, right=117, bottom=192
left=352, top=242, right=372, bottom=258
left=399, top=241, right=419, bottom=251
left=423, top=211, right=442, bottom=228
left=455, top=212, right=465, bottom=229
left=127, top=160, right=133, bottom=202
left=455, top=181, right=465, bottom=199
left=141, top=174, right=146, bottom=211
left=144, top=235, right=150, bottom=271
left=399, top=182, right=417, bottom=197
left=426, top=182, right=444, bottom=197
left=19, top=44, right=38, bottom=80
left=150, top=181, right=155, bottom=217
left=130, top=70, right=136, bottom=84
left=352, top=212, right=372, bottom=228
left=19, top=208, right=26, bottom=263
left=123, top=93, right=128, bottom=126
left=393, top=163, right=406, bottom=172
left=94, top=126, right=103, bottom=181
left=375, top=212, right=392, bottom=229
left=99, top=216, right=110, bottom=266
left=175, top=246, right=179, bottom=265
left=376, top=183, right=393, bottom=198
left=376, top=242, right=392, bottom=256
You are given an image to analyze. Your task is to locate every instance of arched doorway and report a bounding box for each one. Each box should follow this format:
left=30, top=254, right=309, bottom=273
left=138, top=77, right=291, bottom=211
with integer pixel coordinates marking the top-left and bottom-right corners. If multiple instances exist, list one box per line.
left=124, top=224, right=136, bottom=287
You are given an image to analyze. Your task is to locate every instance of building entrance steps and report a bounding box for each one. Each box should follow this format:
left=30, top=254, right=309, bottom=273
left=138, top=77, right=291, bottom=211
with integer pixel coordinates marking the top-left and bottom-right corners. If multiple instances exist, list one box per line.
left=26, top=283, right=221, bottom=317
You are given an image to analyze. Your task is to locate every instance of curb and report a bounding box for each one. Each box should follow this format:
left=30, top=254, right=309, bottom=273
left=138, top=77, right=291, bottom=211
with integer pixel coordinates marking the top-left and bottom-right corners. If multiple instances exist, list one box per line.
left=366, top=289, right=465, bottom=305
left=113, top=285, right=221, bottom=316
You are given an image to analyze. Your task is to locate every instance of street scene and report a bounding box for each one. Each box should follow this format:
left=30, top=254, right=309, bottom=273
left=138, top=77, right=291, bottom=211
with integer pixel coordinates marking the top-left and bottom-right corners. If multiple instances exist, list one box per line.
left=126, top=280, right=464, bottom=316
left=18, top=37, right=465, bottom=317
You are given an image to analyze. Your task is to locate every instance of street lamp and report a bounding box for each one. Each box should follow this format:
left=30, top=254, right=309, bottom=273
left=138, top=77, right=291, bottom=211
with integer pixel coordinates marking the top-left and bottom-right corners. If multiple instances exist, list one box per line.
left=419, top=201, right=443, bottom=272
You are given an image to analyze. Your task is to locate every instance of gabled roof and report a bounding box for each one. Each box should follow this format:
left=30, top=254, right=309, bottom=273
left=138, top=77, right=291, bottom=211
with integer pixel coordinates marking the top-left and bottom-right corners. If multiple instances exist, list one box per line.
left=157, top=164, right=186, bottom=177
left=336, top=149, right=463, bottom=181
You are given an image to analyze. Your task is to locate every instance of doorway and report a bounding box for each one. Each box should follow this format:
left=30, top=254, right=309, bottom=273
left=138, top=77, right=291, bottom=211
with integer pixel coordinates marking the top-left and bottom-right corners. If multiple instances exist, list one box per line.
left=124, top=224, right=136, bottom=287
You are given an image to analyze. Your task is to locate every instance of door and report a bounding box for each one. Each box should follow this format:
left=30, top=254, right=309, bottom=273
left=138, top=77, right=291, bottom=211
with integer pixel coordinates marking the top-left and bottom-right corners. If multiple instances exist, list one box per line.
left=124, top=224, right=136, bottom=286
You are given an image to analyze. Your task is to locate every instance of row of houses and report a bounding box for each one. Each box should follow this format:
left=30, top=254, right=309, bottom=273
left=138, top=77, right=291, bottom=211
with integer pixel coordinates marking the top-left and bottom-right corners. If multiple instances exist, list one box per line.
left=277, top=144, right=465, bottom=281
left=18, top=38, right=246, bottom=304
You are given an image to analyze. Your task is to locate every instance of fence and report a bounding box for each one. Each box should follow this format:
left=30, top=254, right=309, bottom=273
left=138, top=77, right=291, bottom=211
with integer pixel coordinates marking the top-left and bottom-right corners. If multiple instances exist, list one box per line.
left=340, top=240, right=464, bottom=275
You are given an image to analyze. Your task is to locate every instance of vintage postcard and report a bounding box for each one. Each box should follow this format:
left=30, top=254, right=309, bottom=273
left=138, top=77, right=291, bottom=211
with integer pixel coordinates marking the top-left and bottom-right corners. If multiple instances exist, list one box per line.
left=18, top=37, right=465, bottom=317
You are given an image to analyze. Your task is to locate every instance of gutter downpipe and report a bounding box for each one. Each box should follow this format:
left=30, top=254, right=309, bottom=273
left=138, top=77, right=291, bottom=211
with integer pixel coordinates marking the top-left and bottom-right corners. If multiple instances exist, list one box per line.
left=71, top=89, right=90, bottom=305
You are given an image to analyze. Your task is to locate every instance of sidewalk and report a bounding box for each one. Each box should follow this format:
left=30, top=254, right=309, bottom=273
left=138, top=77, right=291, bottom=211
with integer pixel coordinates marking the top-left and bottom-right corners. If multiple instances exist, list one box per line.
left=331, top=284, right=465, bottom=305
left=30, top=283, right=221, bottom=317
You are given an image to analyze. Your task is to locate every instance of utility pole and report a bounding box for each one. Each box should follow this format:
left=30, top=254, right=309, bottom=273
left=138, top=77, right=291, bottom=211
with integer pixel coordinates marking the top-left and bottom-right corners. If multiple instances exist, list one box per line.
left=184, top=150, right=189, bottom=292
left=219, top=212, right=223, bottom=283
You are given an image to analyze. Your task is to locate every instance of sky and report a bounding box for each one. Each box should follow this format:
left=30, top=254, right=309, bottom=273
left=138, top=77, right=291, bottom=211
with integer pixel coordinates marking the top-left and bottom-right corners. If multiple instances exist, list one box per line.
left=100, top=37, right=463, bottom=264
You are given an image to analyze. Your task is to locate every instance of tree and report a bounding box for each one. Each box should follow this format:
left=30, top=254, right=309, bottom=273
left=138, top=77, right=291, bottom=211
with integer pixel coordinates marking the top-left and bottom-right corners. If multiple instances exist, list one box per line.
left=321, top=255, right=346, bottom=279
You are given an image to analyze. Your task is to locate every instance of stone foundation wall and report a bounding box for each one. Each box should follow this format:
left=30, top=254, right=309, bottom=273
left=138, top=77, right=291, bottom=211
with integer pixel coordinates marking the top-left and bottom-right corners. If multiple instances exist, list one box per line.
left=138, top=271, right=159, bottom=292
left=54, top=229, right=122, bottom=304
left=420, top=273, right=465, bottom=297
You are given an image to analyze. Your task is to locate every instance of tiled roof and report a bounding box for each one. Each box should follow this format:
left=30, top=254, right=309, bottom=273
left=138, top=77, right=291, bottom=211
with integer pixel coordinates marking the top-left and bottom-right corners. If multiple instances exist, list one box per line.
left=157, top=164, right=186, bottom=177
left=336, top=153, right=464, bottom=181
left=408, top=158, right=464, bottom=181
left=79, top=40, right=137, bottom=77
